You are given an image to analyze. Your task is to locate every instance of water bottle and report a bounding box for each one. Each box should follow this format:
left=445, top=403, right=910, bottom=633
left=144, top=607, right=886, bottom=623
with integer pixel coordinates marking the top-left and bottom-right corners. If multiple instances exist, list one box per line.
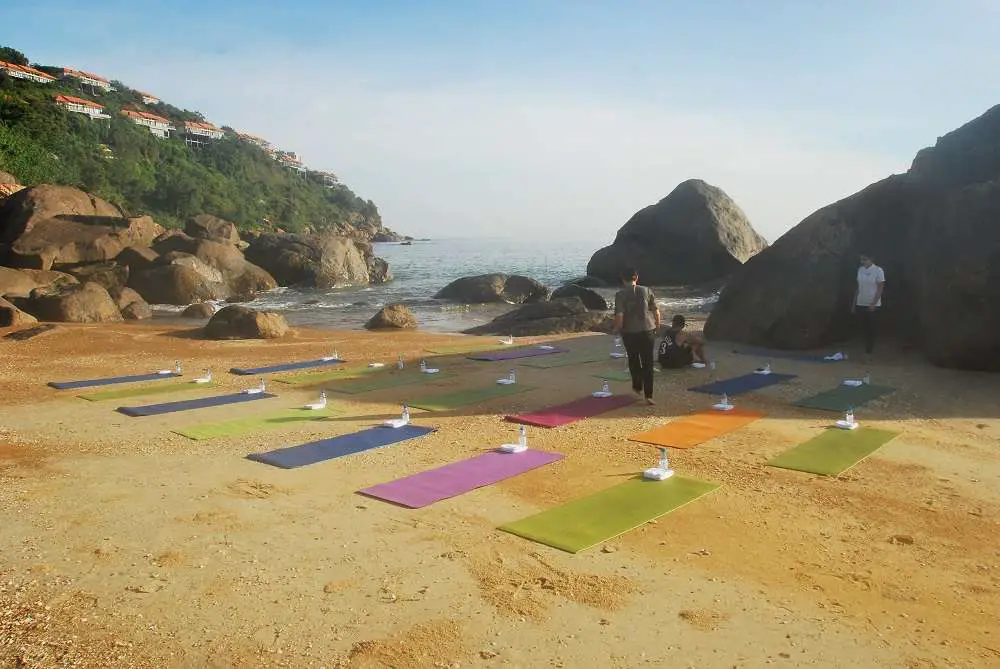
left=259, top=377, right=266, bottom=392
left=846, top=408, right=855, bottom=425
left=205, top=368, right=212, bottom=381
left=397, top=354, right=404, bottom=370
left=863, top=372, right=871, bottom=385
left=508, top=368, right=516, bottom=383
left=721, top=393, right=729, bottom=407
left=332, top=350, right=339, bottom=360
left=518, top=425, right=527, bottom=447
left=402, top=404, right=410, bottom=422
left=764, top=362, right=771, bottom=373
left=709, top=360, right=716, bottom=371
left=601, top=379, right=610, bottom=394
left=319, top=390, right=327, bottom=403
left=658, top=447, right=669, bottom=471
left=420, top=359, right=427, bottom=372
left=175, top=360, right=182, bottom=374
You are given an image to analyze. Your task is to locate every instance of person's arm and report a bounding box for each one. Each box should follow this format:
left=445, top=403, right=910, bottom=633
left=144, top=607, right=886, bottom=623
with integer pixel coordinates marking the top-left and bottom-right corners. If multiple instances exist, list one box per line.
left=871, top=269, right=885, bottom=309
left=852, top=277, right=859, bottom=313
left=648, top=290, right=660, bottom=330
left=613, top=293, right=624, bottom=334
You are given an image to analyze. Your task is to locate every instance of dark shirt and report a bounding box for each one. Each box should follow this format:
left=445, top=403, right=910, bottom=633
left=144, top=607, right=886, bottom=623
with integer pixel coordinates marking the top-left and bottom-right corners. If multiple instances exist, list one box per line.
left=614, top=284, right=657, bottom=333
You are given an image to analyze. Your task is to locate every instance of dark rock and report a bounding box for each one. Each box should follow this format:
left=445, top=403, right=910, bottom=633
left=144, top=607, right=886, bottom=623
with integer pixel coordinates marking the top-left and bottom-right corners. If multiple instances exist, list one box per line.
left=128, top=264, right=230, bottom=305
left=370, top=257, right=392, bottom=284
left=463, top=297, right=607, bottom=336
left=244, top=232, right=384, bottom=288
left=365, top=304, right=417, bottom=330
left=0, top=296, right=37, bottom=328
left=23, top=281, right=123, bottom=323
left=181, top=303, right=216, bottom=319
left=204, top=305, right=288, bottom=340
left=120, top=300, right=152, bottom=320
left=567, top=275, right=611, bottom=288
left=109, top=286, right=145, bottom=310
left=115, top=245, right=159, bottom=273
left=4, top=323, right=57, bottom=340
left=153, top=234, right=277, bottom=299
left=185, top=214, right=241, bottom=245
left=587, top=179, right=767, bottom=285
left=435, top=273, right=549, bottom=304
left=551, top=284, right=609, bottom=310
left=64, top=262, right=129, bottom=294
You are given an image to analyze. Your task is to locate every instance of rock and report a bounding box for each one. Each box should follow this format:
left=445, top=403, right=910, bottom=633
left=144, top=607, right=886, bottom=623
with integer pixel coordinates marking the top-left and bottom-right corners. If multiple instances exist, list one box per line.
left=567, top=275, right=611, bottom=288
left=185, top=214, right=241, bottom=245
left=244, top=232, right=384, bottom=288
left=463, top=297, right=607, bottom=336
left=435, top=273, right=549, bottom=304
left=120, top=300, right=152, bottom=320
left=551, top=284, right=609, bottom=310
left=0, top=296, right=38, bottom=328
left=115, top=245, right=159, bottom=273
left=109, top=286, right=144, bottom=309
left=0, top=171, right=17, bottom=185
left=23, top=282, right=123, bottom=323
left=587, top=179, right=768, bottom=285
left=369, top=257, right=392, bottom=285
left=153, top=234, right=277, bottom=299
left=365, top=304, right=417, bottom=330
left=204, top=305, right=288, bottom=339
left=889, top=534, right=915, bottom=546
left=181, top=303, right=216, bottom=319
left=0, top=266, right=62, bottom=299
left=63, top=262, right=129, bottom=294
left=128, top=264, right=229, bottom=305
left=0, top=185, right=163, bottom=268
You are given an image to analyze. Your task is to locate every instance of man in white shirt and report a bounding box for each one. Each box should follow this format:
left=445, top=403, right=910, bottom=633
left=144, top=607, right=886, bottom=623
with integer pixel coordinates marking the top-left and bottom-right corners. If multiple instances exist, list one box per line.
left=852, top=253, right=885, bottom=354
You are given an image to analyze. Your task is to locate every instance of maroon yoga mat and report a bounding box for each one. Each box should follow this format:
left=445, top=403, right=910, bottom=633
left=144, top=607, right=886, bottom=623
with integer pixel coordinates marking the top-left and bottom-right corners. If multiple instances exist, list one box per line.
left=505, top=394, right=636, bottom=428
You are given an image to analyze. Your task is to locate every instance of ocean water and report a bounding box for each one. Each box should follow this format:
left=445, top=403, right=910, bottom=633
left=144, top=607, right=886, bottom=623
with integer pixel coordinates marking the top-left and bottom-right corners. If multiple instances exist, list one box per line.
left=213, top=237, right=719, bottom=333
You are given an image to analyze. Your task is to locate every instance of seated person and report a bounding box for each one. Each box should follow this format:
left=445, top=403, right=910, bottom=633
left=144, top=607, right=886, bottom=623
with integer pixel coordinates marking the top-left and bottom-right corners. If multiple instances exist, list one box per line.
left=658, top=314, right=708, bottom=368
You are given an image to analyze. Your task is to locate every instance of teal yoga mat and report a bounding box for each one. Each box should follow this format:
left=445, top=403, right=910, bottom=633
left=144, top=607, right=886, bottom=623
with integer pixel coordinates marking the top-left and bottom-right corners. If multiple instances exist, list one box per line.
left=794, top=384, right=895, bottom=412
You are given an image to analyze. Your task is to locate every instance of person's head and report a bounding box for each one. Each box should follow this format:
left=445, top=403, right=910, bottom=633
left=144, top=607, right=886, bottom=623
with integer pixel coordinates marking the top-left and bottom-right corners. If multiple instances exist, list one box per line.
left=860, top=253, right=874, bottom=268
left=671, top=314, right=686, bottom=329
left=620, top=268, right=638, bottom=285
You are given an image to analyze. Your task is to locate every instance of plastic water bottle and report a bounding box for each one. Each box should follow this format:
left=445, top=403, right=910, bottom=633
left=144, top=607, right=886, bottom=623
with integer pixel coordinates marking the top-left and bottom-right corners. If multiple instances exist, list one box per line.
left=397, top=354, right=404, bottom=370
left=518, top=424, right=527, bottom=448
left=259, top=377, right=266, bottom=392
left=420, top=359, right=427, bottom=372
left=721, top=393, right=729, bottom=407
left=402, top=404, right=410, bottom=422
left=602, top=379, right=610, bottom=394
left=205, top=368, right=212, bottom=381
left=319, top=390, right=327, bottom=403
left=764, top=362, right=771, bottom=373
left=332, top=350, right=339, bottom=360
left=709, top=360, right=716, bottom=371
left=508, top=368, right=516, bottom=383
left=863, top=372, right=871, bottom=385
left=658, top=447, right=669, bottom=471
left=175, top=360, right=182, bottom=374
left=846, top=407, right=855, bottom=425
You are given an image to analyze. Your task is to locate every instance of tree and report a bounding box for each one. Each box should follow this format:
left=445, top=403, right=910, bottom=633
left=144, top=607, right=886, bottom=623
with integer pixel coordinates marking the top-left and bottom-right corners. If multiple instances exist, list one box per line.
left=0, top=46, right=28, bottom=66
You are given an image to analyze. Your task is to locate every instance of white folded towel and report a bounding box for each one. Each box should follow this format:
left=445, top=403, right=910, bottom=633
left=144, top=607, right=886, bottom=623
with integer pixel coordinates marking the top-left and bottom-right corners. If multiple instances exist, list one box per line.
left=499, top=443, right=527, bottom=454
left=592, top=391, right=613, bottom=398
left=496, top=378, right=515, bottom=385
left=713, top=403, right=735, bottom=412
left=835, top=420, right=859, bottom=430
left=304, top=401, right=327, bottom=410
left=842, top=379, right=863, bottom=387
left=368, top=362, right=385, bottom=368
left=538, top=345, right=555, bottom=350
left=610, top=352, right=626, bottom=358
left=192, top=376, right=211, bottom=384
left=690, top=362, right=706, bottom=369
left=754, top=369, right=772, bottom=375
left=643, top=467, right=674, bottom=481
left=156, top=370, right=174, bottom=375
left=321, top=356, right=340, bottom=362
left=243, top=388, right=264, bottom=395
left=422, top=368, right=440, bottom=374
left=383, top=418, right=409, bottom=429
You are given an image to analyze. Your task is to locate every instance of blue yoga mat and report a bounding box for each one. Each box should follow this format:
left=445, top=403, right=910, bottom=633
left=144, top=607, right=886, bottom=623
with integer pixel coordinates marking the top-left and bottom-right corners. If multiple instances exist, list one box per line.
left=733, top=347, right=839, bottom=363
left=116, top=392, right=276, bottom=417
left=49, top=372, right=181, bottom=390
left=247, top=425, right=435, bottom=469
left=230, top=358, right=344, bottom=375
left=688, top=372, right=797, bottom=396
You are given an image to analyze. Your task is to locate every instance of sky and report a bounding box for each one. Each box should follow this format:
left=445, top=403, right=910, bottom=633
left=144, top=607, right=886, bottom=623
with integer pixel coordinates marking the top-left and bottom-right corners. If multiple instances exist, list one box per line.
left=4, top=1, right=1000, bottom=244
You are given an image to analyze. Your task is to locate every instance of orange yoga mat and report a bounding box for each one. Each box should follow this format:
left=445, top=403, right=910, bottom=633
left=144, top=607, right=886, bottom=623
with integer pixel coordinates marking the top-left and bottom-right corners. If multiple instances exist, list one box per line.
left=628, top=408, right=766, bottom=449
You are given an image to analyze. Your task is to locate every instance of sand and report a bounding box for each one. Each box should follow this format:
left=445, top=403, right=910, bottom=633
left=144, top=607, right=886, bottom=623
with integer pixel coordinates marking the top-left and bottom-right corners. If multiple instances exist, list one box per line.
left=1, top=321, right=999, bottom=668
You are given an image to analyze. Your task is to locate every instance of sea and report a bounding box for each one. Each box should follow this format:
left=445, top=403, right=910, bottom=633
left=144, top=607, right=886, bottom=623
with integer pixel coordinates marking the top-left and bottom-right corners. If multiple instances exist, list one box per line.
left=161, top=237, right=720, bottom=333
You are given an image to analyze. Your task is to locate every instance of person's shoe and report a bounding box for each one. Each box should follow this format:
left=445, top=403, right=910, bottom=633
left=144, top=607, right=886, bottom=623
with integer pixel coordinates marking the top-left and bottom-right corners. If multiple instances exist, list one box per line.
left=632, top=389, right=643, bottom=400
left=644, top=397, right=655, bottom=406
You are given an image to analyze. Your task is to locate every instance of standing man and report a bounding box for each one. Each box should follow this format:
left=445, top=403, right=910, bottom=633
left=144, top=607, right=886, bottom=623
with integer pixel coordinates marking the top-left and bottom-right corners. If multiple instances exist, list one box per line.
left=614, top=268, right=660, bottom=405
left=852, top=252, right=885, bottom=354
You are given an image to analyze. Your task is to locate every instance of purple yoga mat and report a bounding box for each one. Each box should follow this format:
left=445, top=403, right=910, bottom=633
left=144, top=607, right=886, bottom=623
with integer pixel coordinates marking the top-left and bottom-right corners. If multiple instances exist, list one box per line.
left=468, top=346, right=570, bottom=361
left=359, top=449, right=564, bottom=508
left=506, top=394, right=636, bottom=428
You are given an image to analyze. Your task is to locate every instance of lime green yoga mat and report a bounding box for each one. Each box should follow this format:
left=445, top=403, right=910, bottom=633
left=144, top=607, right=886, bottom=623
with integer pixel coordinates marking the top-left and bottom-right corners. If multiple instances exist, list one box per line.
left=326, top=370, right=451, bottom=395
left=591, top=369, right=632, bottom=382
left=500, top=476, right=719, bottom=553
left=275, top=368, right=352, bottom=386
left=520, top=351, right=609, bottom=369
left=78, top=381, right=219, bottom=402
left=767, top=427, right=900, bottom=476
left=795, top=384, right=895, bottom=412
left=425, top=340, right=504, bottom=354
left=409, top=384, right=536, bottom=411
left=174, top=407, right=340, bottom=441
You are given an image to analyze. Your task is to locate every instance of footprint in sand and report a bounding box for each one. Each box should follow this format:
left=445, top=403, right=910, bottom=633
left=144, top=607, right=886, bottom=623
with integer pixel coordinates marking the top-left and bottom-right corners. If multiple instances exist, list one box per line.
left=225, top=478, right=285, bottom=499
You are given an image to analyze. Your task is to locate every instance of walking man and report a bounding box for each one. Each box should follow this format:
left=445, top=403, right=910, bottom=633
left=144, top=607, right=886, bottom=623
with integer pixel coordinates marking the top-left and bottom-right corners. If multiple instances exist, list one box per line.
left=613, top=268, right=660, bottom=405
left=852, top=252, right=885, bottom=354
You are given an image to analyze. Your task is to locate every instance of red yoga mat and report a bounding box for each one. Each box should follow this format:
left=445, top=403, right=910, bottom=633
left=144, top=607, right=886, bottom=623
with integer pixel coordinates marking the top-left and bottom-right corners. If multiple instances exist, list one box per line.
left=505, top=394, right=636, bottom=428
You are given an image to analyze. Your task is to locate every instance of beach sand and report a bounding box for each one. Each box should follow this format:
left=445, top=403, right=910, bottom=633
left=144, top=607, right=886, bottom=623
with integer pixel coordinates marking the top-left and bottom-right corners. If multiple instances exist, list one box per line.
left=1, top=321, right=999, bottom=668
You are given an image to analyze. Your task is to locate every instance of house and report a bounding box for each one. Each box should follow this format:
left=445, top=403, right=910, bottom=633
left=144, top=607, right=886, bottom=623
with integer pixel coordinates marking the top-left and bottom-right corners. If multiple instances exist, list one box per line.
left=61, top=67, right=114, bottom=93
left=182, top=120, right=224, bottom=147
left=276, top=150, right=306, bottom=172
left=310, top=170, right=339, bottom=187
left=138, top=91, right=160, bottom=105
left=54, top=94, right=111, bottom=120
left=236, top=132, right=272, bottom=151
left=0, top=60, right=56, bottom=84
left=122, top=109, right=174, bottom=138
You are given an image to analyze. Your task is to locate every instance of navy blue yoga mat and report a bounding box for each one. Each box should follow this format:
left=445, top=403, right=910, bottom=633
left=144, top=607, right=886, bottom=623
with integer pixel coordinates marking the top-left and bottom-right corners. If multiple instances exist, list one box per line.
left=49, top=372, right=181, bottom=390
left=230, top=358, right=344, bottom=375
left=116, top=392, right=276, bottom=417
left=689, top=372, right=797, bottom=396
left=733, top=347, right=839, bottom=363
left=247, top=425, right=435, bottom=469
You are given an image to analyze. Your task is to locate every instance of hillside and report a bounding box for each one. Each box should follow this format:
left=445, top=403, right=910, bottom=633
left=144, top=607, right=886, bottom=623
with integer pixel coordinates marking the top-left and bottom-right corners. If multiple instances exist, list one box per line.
left=0, top=45, right=399, bottom=238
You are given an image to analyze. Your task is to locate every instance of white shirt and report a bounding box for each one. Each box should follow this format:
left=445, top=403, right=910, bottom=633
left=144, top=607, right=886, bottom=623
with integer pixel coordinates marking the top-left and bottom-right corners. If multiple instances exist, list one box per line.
left=856, top=264, right=885, bottom=307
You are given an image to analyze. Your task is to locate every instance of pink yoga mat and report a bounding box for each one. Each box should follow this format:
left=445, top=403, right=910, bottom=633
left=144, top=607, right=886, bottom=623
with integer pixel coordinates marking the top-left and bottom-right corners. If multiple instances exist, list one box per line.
left=505, top=394, right=636, bottom=428
left=359, top=449, right=563, bottom=508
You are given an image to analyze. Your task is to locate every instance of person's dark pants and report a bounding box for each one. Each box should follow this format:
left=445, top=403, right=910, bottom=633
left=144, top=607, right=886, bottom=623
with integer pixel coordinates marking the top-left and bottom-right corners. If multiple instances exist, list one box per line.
left=621, top=329, right=655, bottom=399
left=857, top=307, right=877, bottom=353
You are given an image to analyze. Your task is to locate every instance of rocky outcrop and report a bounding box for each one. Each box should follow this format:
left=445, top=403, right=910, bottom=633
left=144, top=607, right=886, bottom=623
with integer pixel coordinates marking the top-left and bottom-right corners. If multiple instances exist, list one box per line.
left=463, top=297, right=607, bottom=336
left=204, top=305, right=288, bottom=340
left=550, top=284, right=609, bottom=310
left=185, top=214, right=241, bottom=245
left=128, top=264, right=228, bottom=305
left=566, top=275, right=611, bottom=288
left=64, top=262, right=129, bottom=294
left=0, top=185, right=163, bottom=268
left=108, top=287, right=151, bottom=320
left=182, top=303, right=216, bottom=319
left=435, top=274, right=550, bottom=304
left=365, top=304, right=417, bottom=330
left=244, top=232, right=387, bottom=288
left=0, top=296, right=37, bottom=328
left=705, top=103, right=1000, bottom=371
left=22, top=282, right=123, bottom=323
left=115, top=245, right=159, bottom=273
left=0, top=267, right=79, bottom=299
left=587, top=180, right=767, bottom=285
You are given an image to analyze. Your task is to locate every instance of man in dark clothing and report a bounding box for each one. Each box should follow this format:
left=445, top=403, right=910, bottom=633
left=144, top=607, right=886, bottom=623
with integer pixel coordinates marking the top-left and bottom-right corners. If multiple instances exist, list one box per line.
left=613, top=268, right=660, bottom=405
left=658, top=314, right=707, bottom=369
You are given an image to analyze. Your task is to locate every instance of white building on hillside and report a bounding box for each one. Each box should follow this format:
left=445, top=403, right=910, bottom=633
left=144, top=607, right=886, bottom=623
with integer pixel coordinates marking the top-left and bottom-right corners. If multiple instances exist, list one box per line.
left=61, top=67, right=114, bottom=92
left=55, top=94, right=111, bottom=120
left=122, top=109, right=174, bottom=138
left=237, top=131, right=272, bottom=151
left=138, top=91, right=160, bottom=105
left=0, top=60, right=56, bottom=84
left=182, top=120, right=224, bottom=147
left=276, top=150, right=306, bottom=172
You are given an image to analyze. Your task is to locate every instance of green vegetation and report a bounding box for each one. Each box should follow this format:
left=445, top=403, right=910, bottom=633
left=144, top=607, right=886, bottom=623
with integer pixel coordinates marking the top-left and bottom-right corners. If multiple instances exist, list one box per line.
left=0, top=46, right=382, bottom=233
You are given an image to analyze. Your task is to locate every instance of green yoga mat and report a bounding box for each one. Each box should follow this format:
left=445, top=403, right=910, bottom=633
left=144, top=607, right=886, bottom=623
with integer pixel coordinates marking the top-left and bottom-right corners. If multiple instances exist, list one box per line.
left=767, top=427, right=900, bottom=476
left=408, top=384, right=536, bottom=411
left=78, top=381, right=219, bottom=402
left=174, top=407, right=340, bottom=441
left=500, top=476, right=719, bottom=553
left=326, top=370, right=451, bottom=395
left=520, top=351, right=609, bottom=369
left=275, top=368, right=352, bottom=386
left=795, top=384, right=895, bottom=412
left=425, top=340, right=504, bottom=354
left=592, top=369, right=632, bottom=382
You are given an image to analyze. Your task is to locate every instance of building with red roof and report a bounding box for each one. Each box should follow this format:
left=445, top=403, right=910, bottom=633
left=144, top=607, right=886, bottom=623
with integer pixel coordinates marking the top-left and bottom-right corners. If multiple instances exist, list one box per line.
left=0, top=60, right=56, bottom=84
left=55, top=94, right=111, bottom=120
left=122, top=109, right=174, bottom=138
left=61, top=67, right=114, bottom=92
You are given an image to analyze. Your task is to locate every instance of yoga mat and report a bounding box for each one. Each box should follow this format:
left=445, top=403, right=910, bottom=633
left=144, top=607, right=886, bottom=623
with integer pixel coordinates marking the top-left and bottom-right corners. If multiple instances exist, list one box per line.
left=230, top=358, right=344, bottom=375
left=425, top=340, right=505, bottom=354
left=174, top=407, right=340, bottom=441
left=468, top=346, right=570, bottom=361
left=48, top=371, right=181, bottom=390
left=408, top=384, right=535, bottom=411
left=767, top=427, right=900, bottom=476
left=78, top=381, right=219, bottom=402
left=327, top=370, right=452, bottom=395
left=520, top=350, right=610, bottom=368
left=506, top=394, right=635, bottom=428
left=247, top=424, right=435, bottom=469
left=500, top=475, right=719, bottom=553
left=733, top=347, right=839, bottom=363
left=794, top=384, right=895, bottom=412
left=688, top=372, right=796, bottom=396
left=275, top=368, right=350, bottom=386
left=359, top=449, right=564, bottom=508
left=116, top=392, right=276, bottom=417
left=628, top=408, right=766, bottom=449
left=591, top=369, right=632, bottom=382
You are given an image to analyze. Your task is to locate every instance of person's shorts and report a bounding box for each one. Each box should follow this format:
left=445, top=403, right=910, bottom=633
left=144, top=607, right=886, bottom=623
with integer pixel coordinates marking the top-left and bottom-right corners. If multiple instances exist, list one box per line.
left=659, top=346, right=693, bottom=369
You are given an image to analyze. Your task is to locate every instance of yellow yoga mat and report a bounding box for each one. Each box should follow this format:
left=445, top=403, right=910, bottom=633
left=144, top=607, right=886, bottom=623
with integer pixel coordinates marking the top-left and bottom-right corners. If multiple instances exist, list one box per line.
left=628, top=408, right=766, bottom=449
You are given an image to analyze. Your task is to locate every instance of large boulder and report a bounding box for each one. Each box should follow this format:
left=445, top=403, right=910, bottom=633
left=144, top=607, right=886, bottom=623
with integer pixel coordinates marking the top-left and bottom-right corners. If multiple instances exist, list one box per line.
left=705, top=103, right=1000, bottom=371
left=365, top=304, right=417, bottom=330
left=115, top=245, right=159, bottom=273
left=244, top=232, right=388, bottom=288
left=587, top=180, right=768, bottom=286
left=550, top=284, right=609, bottom=310
left=128, top=264, right=229, bottom=305
left=204, top=305, right=288, bottom=340
left=0, top=296, right=37, bottom=328
left=185, top=214, right=241, bottom=245
left=463, top=297, right=607, bottom=336
left=108, top=286, right=151, bottom=320
left=0, top=267, right=79, bottom=299
left=63, top=262, right=129, bottom=294
left=153, top=234, right=276, bottom=299
left=0, top=185, right=163, bottom=269
left=435, top=274, right=550, bottom=304
left=181, top=303, right=216, bottom=319
left=22, top=282, right=123, bottom=323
